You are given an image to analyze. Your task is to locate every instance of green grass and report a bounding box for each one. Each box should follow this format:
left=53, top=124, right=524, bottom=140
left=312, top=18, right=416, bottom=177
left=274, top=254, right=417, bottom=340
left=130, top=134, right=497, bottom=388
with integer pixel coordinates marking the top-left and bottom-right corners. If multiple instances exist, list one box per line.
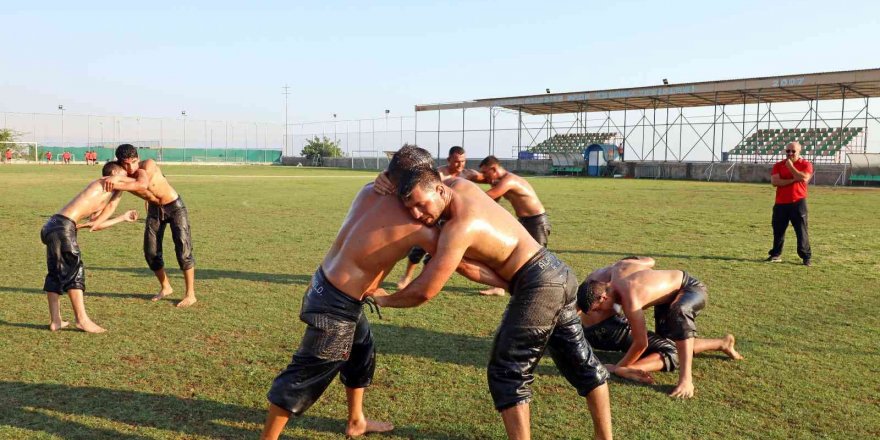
left=1, top=164, right=878, bottom=439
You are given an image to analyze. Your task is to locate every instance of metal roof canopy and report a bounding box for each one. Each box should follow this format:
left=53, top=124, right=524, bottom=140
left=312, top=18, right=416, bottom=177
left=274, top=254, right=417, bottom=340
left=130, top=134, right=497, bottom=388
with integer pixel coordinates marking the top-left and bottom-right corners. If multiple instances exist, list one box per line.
left=415, top=68, right=880, bottom=115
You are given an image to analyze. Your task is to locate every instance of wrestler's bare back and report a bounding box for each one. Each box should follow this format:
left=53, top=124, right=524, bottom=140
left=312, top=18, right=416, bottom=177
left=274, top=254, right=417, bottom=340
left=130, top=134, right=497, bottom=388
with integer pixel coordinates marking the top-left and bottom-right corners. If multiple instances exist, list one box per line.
left=321, top=184, right=437, bottom=300
left=58, top=179, right=131, bottom=222
left=613, top=269, right=685, bottom=309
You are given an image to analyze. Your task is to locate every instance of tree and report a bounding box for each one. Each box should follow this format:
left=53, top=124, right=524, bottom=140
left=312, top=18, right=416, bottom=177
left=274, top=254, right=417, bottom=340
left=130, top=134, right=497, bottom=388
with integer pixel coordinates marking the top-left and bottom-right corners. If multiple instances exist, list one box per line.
left=301, top=136, right=343, bottom=160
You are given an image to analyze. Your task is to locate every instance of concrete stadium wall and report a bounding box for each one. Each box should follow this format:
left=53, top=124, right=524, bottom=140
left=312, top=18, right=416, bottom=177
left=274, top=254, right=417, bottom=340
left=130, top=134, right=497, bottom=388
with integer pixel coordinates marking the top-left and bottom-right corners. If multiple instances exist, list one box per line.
left=613, top=161, right=849, bottom=185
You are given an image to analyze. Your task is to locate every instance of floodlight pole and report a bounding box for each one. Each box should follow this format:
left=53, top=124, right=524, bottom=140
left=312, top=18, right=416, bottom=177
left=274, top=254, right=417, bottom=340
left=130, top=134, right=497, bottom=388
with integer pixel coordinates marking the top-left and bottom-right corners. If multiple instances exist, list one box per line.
left=58, top=105, right=64, bottom=149
left=283, top=85, right=290, bottom=156
left=181, top=110, right=187, bottom=161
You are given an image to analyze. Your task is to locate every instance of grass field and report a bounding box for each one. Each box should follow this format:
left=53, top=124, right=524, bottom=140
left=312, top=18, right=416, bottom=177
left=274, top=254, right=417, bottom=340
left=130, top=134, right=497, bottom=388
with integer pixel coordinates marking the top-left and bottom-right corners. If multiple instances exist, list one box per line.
left=1, top=164, right=878, bottom=439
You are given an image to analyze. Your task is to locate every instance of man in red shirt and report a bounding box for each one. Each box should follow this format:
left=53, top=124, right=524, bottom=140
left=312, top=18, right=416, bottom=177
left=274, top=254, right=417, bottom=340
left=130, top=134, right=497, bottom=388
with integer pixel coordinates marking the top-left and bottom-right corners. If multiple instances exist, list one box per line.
left=5, top=149, right=12, bottom=163
left=62, top=151, right=71, bottom=164
left=45, top=151, right=53, bottom=163
left=768, top=142, right=813, bottom=266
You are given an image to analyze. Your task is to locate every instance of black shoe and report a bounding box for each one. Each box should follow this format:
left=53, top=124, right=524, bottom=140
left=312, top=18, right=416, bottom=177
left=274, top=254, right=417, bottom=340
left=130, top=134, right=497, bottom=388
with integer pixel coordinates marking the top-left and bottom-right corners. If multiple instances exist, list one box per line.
left=765, top=255, right=782, bottom=263
left=803, top=259, right=812, bottom=267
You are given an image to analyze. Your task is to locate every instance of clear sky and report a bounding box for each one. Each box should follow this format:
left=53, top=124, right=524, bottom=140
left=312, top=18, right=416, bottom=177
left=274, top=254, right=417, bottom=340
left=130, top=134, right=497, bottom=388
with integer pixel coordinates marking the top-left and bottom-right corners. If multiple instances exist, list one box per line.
left=2, top=0, right=878, bottom=124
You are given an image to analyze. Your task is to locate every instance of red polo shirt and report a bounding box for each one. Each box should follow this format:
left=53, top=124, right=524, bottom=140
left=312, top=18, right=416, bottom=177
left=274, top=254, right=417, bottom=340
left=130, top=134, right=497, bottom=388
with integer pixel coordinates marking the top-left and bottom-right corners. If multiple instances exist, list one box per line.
left=771, top=158, right=813, bottom=204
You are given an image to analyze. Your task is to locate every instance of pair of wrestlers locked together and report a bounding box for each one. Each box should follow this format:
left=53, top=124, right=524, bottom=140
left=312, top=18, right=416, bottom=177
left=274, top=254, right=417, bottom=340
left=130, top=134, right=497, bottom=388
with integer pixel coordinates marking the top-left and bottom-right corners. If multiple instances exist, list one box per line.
left=397, top=146, right=551, bottom=297
left=40, top=144, right=197, bottom=333
left=263, top=144, right=611, bottom=440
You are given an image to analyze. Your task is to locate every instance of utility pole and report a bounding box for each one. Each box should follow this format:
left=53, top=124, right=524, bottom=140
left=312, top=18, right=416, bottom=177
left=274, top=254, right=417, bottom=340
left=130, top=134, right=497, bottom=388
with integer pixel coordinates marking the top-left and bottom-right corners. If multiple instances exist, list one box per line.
left=283, top=85, right=291, bottom=156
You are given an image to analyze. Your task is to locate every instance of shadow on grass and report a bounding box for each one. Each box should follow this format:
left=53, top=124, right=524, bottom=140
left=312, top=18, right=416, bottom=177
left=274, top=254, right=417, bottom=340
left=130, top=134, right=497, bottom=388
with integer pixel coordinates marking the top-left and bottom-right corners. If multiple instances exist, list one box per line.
left=0, top=285, right=157, bottom=301
left=0, top=319, right=47, bottom=330
left=554, top=248, right=758, bottom=263
left=0, top=381, right=472, bottom=440
left=373, top=322, right=574, bottom=380
left=90, top=267, right=314, bottom=286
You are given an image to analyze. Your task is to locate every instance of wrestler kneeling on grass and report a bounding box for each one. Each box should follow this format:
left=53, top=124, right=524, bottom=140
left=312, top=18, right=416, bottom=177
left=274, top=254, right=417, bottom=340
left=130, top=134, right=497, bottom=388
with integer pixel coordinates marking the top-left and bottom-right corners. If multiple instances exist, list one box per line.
left=577, top=256, right=741, bottom=398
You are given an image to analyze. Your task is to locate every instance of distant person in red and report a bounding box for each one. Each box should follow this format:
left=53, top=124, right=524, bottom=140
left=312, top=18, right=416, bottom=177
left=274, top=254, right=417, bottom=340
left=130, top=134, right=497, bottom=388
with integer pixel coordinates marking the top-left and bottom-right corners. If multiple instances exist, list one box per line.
left=92, top=151, right=98, bottom=164
left=4, top=148, right=11, bottom=163
left=62, top=151, right=72, bottom=164
left=45, top=151, right=53, bottom=163
left=767, top=141, right=813, bottom=266
left=84, top=151, right=90, bottom=164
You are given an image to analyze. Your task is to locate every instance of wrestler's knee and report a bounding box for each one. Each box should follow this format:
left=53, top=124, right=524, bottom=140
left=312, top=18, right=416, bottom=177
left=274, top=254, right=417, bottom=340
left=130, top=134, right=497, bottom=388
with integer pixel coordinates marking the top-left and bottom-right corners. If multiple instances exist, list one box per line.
left=176, top=250, right=195, bottom=270
left=487, top=364, right=532, bottom=411
left=145, top=251, right=164, bottom=271
left=340, top=341, right=376, bottom=388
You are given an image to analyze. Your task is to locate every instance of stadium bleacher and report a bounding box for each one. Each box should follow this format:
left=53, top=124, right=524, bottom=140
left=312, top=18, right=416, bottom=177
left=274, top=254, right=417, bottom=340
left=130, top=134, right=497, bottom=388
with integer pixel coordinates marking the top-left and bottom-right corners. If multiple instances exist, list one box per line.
left=729, top=127, right=863, bottom=161
left=530, top=132, right=616, bottom=154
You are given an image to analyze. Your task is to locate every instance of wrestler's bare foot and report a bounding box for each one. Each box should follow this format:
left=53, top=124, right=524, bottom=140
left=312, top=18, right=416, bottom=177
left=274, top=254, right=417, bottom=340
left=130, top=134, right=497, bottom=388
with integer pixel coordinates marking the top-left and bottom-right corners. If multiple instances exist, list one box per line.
left=722, top=334, right=744, bottom=360
left=613, top=366, right=655, bottom=384
left=176, top=295, right=197, bottom=308
left=669, top=380, right=694, bottom=399
left=151, top=287, right=174, bottom=302
left=49, top=320, right=69, bottom=331
left=345, top=418, right=394, bottom=437
left=397, top=276, right=411, bottom=290
left=76, top=320, right=106, bottom=334
left=479, top=287, right=505, bottom=296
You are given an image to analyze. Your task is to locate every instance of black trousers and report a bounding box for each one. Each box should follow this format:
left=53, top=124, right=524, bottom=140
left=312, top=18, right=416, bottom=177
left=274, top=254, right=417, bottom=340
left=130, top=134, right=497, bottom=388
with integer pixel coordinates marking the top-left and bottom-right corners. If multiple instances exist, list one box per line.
left=769, top=199, right=811, bottom=260
left=144, top=197, right=195, bottom=271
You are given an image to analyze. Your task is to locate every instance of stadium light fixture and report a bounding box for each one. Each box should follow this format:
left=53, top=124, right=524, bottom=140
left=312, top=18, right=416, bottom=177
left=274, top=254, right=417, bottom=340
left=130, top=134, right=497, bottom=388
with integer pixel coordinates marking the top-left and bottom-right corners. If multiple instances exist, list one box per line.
left=662, top=78, right=669, bottom=85
left=546, top=88, right=550, bottom=94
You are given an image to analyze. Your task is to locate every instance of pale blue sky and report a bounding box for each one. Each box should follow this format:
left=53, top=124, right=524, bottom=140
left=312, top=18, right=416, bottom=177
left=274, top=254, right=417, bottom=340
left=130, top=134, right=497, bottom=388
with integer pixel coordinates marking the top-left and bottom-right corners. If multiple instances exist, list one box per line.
left=2, top=1, right=878, bottom=126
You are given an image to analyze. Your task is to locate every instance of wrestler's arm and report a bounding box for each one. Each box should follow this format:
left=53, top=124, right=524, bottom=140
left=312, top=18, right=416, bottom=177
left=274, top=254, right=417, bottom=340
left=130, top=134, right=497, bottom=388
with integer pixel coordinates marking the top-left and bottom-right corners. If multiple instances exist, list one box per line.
left=415, top=224, right=508, bottom=289
left=587, top=266, right=613, bottom=283
left=89, top=209, right=138, bottom=231
left=484, top=177, right=511, bottom=202
left=82, top=191, right=138, bottom=231
left=462, top=168, right=488, bottom=183
left=104, top=168, right=149, bottom=192
left=376, top=224, right=471, bottom=308
left=615, top=286, right=649, bottom=367
left=456, top=258, right=508, bottom=289
left=624, top=256, right=655, bottom=267
left=372, top=171, right=396, bottom=195
left=79, top=190, right=123, bottom=230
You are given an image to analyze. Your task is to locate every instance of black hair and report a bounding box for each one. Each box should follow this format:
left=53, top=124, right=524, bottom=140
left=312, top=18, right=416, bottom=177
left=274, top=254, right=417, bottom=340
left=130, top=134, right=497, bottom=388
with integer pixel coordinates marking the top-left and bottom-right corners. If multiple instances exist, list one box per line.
left=115, top=144, right=138, bottom=161
left=576, top=279, right=606, bottom=312
left=397, top=167, right=442, bottom=200
left=387, top=144, right=434, bottom=183
left=448, top=146, right=465, bottom=157
left=101, top=161, right=124, bottom=177
left=479, top=155, right=500, bottom=168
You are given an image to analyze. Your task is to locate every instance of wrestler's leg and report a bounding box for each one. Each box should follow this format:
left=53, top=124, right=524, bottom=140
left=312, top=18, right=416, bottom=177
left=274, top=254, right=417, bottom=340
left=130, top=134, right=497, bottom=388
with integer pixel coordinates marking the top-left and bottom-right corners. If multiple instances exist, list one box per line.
left=500, top=404, right=530, bottom=440
left=694, top=335, right=743, bottom=360
left=46, top=291, right=68, bottom=331
left=344, top=387, right=394, bottom=437
left=670, top=337, right=694, bottom=398
left=260, top=404, right=291, bottom=440
left=68, top=288, right=105, bottom=333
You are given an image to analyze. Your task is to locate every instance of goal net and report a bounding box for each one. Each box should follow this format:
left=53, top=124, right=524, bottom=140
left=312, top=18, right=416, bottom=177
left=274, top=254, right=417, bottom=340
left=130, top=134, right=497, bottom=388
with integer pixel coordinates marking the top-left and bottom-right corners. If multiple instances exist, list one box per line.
left=0, top=141, right=39, bottom=161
